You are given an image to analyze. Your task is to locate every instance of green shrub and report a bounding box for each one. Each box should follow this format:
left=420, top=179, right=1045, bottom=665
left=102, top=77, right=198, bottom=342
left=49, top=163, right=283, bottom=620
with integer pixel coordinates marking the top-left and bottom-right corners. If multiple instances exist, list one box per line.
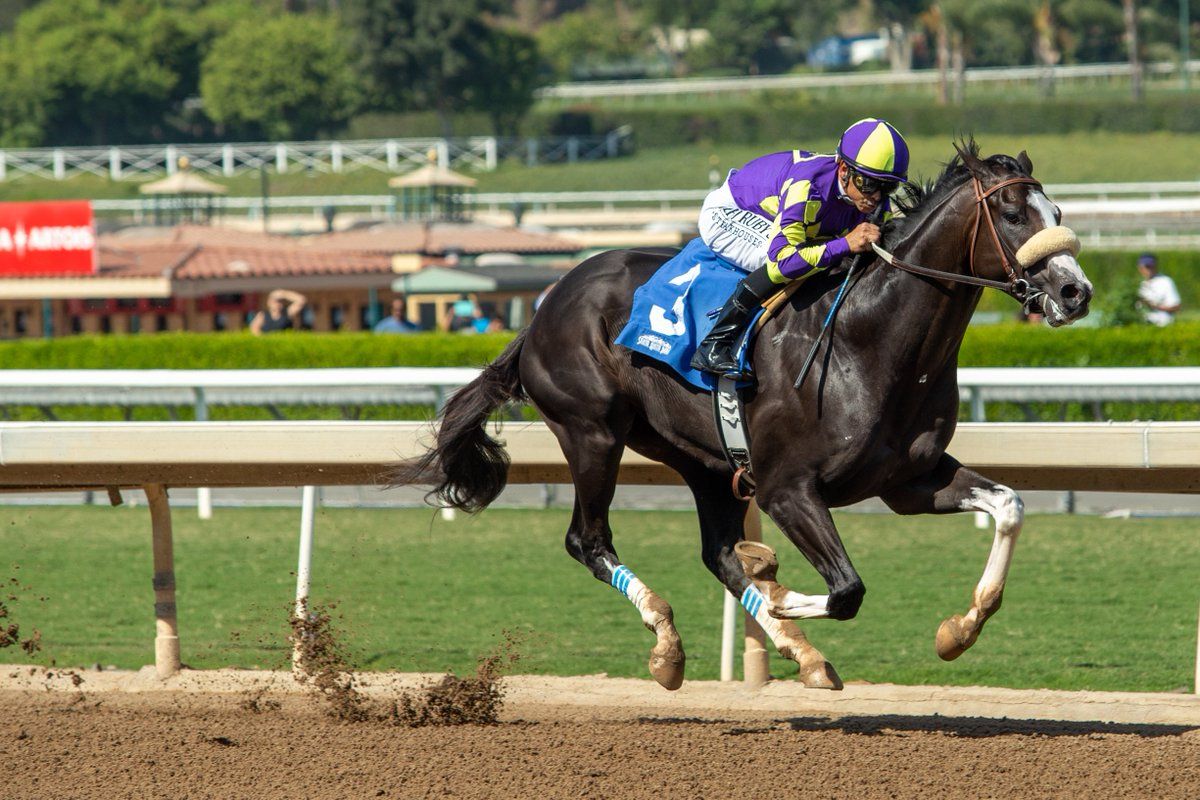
left=529, top=96, right=1200, bottom=148
left=0, top=331, right=515, bottom=370
left=960, top=320, right=1200, bottom=366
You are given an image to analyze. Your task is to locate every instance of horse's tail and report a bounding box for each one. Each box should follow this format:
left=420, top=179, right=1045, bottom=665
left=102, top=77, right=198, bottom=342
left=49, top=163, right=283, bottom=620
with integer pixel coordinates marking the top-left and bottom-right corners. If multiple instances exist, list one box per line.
left=390, top=329, right=528, bottom=513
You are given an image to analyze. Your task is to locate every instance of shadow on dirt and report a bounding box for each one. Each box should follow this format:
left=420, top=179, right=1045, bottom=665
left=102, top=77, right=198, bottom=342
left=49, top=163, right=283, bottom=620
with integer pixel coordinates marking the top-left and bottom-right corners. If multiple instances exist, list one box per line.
left=785, top=715, right=1199, bottom=738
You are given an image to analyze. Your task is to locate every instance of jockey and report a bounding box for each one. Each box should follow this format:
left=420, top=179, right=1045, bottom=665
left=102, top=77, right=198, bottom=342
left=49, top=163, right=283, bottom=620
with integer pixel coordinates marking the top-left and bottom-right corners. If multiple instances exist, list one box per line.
left=689, top=118, right=910, bottom=380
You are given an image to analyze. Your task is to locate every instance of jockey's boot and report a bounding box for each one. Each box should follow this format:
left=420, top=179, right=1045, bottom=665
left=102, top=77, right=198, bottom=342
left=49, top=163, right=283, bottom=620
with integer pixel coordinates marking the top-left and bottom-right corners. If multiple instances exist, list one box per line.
left=690, top=266, right=777, bottom=381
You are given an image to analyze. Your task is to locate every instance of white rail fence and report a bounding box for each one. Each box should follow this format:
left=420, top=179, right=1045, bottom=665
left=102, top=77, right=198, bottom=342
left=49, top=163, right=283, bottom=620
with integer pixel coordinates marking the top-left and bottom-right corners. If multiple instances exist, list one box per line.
left=1, top=419, right=1198, bottom=691
left=537, top=59, right=1200, bottom=101
left=3, top=367, right=1198, bottom=424
left=0, top=129, right=633, bottom=182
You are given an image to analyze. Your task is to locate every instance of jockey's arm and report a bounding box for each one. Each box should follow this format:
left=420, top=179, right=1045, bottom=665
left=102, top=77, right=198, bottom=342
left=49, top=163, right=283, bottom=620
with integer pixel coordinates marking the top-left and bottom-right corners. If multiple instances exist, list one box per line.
left=764, top=194, right=892, bottom=284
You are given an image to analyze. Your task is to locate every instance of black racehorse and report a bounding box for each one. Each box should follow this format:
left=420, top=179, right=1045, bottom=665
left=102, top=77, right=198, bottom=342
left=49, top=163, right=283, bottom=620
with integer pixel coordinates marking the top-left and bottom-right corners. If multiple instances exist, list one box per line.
left=395, top=140, right=1092, bottom=690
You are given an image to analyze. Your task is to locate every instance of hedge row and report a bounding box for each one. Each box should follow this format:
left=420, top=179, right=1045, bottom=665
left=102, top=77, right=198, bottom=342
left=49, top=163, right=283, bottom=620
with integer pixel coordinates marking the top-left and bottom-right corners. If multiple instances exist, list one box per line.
left=573, top=96, right=1200, bottom=148
left=0, top=331, right=514, bottom=370
left=348, top=96, right=1200, bottom=144
left=1, top=321, right=1196, bottom=370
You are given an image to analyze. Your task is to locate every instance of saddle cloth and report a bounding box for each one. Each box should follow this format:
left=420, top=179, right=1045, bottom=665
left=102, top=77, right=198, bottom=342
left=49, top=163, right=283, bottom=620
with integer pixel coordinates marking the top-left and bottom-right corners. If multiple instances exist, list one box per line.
left=613, top=237, right=764, bottom=391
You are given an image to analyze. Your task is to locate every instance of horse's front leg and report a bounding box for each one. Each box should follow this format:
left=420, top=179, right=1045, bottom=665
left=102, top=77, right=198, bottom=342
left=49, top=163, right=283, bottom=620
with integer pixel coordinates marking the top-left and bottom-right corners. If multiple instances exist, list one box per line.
left=881, top=453, right=1024, bottom=661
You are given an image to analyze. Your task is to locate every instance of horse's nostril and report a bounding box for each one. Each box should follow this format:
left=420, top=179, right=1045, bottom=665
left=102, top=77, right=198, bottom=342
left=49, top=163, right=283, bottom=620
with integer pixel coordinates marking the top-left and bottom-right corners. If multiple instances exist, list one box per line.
left=1061, top=283, right=1080, bottom=300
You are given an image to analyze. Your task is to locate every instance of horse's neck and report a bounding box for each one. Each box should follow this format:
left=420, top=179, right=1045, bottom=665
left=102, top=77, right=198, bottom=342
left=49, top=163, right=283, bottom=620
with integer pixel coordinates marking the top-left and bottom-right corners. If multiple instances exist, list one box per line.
left=841, top=210, right=981, bottom=376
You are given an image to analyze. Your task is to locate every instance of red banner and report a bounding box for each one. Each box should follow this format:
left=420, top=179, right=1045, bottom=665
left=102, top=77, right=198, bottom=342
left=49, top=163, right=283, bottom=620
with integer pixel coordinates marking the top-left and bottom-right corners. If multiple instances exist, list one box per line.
left=0, top=201, right=96, bottom=276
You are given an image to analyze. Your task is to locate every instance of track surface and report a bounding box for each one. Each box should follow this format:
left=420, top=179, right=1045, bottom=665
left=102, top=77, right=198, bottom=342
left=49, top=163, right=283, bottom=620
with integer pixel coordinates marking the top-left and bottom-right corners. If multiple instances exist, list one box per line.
left=4, top=668, right=1200, bottom=799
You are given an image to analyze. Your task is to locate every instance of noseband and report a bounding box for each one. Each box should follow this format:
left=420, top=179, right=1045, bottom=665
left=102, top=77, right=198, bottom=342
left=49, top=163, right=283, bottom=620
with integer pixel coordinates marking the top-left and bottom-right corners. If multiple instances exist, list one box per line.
left=872, top=175, right=1046, bottom=302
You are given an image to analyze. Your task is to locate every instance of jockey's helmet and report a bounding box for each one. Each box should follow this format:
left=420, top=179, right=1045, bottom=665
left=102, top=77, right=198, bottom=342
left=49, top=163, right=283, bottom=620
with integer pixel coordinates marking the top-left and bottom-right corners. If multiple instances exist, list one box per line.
left=837, top=118, right=909, bottom=183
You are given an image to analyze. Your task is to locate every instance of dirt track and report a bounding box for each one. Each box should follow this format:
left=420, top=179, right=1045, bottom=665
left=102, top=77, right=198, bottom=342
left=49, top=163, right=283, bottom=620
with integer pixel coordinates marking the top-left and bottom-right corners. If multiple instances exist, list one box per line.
left=4, top=668, right=1200, bottom=799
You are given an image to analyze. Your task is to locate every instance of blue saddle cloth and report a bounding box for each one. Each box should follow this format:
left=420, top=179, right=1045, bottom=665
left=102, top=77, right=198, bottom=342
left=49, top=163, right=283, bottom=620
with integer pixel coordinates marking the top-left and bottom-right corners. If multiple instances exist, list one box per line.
left=613, top=238, right=763, bottom=391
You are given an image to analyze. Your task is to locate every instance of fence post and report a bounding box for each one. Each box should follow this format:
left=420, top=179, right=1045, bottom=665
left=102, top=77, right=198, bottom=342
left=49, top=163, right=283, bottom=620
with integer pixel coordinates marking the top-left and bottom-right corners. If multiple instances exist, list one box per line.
left=146, top=483, right=181, bottom=679
left=222, top=144, right=234, bottom=177
left=484, top=137, right=498, bottom=171
left=567, top=137, right=579, bottom=163
left=436, top=140, right=450, bottom=168
left=109, top=148, right=122, bottom=180
left=0, top=151, right=6, bottom=182
left=330, top=141, right=343, bottom=173
left=606, top=130, right=618, bottom=158
left=526, top=139, right=538, bottom=167
left=165, top=145, right=177, bottom=175
left=53, top=149, right=65, bottom=180
left=386, top=140, right=398, bottom=171
left=276, top=143, right=288, bottom=173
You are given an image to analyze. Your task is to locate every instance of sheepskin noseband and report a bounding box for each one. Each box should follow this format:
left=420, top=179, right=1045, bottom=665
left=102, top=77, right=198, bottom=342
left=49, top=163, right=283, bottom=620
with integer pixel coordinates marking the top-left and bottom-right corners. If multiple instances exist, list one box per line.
left=1015, top=225, right=1081, bottom=268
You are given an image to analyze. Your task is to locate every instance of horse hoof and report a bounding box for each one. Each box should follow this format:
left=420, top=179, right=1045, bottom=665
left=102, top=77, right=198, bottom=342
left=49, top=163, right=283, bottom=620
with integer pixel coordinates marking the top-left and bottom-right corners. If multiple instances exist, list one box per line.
left=799, top=659, right=843, bottom=691
left=649, top=645, right=685, bottom=691
left=935, top=615, right=974, bottom=661
left=734, top=541, right=778, bottom=581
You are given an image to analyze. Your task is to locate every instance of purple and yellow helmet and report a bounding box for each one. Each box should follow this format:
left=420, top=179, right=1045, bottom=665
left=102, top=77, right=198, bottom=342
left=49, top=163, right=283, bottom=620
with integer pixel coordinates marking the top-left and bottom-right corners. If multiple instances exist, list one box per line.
left=836, top=118, right=909, bottom=183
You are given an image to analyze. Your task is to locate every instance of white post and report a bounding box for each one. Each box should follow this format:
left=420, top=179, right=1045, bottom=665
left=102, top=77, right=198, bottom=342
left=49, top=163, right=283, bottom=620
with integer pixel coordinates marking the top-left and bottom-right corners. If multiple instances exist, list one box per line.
left=330, top=141, right=343, bottom=173
left=293, top=485, right=317, bottom=671
left=222, top=144, right=234, bottom=177
left=484, top=137, right=497, bottom=171
left=197, top=488, right=212, bottom=520
left=436, top=140, right=449, bottom=168
left=720, top=591, right=736, bottom=681
left=194, top=387, right=212, bottom=520
left=109, top=147, right=121, bottom=180
left=276, top=143, right=287, bottom=173
left=386, top=140, right=398, bottom=171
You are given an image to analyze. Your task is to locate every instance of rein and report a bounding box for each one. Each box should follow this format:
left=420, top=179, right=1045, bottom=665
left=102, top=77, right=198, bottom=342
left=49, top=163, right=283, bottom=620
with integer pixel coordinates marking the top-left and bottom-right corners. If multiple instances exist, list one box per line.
left=871, top=175, right=1042, bottom=302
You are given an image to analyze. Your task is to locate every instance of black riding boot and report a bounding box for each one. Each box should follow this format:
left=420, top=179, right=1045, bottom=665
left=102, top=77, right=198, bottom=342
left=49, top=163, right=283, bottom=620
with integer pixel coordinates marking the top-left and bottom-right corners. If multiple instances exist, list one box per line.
left=690, top=266, right=778, bottom=380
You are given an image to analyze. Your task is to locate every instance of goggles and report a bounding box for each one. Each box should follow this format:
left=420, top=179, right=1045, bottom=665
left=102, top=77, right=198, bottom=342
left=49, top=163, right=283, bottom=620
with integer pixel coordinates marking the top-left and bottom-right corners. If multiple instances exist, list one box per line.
left=849, top=169, right=899, bottom=197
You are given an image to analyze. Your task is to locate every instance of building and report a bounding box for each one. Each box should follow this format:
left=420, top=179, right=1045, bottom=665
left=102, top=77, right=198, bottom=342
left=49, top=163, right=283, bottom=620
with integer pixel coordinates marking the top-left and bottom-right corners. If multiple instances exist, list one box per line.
left=0, top=222, right=582, bottom=337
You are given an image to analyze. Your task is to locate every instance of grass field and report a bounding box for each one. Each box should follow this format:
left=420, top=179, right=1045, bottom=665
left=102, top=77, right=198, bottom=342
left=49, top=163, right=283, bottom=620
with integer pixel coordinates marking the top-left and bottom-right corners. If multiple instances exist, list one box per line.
left=1, top=132, right=1196, bottom=203
left=1, top=504, right=1195, bottom=693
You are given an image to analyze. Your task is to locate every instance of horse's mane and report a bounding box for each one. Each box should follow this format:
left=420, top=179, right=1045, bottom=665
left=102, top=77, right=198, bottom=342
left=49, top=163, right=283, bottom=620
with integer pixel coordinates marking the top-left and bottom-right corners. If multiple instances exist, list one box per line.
left=885, top=137, right=1028, bottom=245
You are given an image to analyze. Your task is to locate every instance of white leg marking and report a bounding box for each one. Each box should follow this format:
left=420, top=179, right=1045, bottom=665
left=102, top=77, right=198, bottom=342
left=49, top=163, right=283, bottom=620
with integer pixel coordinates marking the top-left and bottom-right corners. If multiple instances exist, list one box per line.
left=960, top=485, right=1024, bottom=612
left=770, top=590, right=831, bottom=620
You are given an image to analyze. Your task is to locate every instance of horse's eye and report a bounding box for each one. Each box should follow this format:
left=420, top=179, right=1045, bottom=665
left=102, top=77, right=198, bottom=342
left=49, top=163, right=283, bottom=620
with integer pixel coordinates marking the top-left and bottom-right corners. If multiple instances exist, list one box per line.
left=1003, top=212, right=1022, bottom=225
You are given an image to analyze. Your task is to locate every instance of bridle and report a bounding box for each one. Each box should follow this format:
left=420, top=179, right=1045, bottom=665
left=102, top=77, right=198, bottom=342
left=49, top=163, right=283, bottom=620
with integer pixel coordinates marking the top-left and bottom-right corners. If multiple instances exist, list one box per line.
left=871, top=174, right=1044, bottom=303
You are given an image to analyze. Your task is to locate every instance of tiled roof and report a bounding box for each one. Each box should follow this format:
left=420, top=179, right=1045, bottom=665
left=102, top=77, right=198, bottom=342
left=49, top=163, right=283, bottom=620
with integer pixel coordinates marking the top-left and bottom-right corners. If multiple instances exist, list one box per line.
left=103, top=222, right=582, bottom=256
left=173, top=245, right=390, bottom=280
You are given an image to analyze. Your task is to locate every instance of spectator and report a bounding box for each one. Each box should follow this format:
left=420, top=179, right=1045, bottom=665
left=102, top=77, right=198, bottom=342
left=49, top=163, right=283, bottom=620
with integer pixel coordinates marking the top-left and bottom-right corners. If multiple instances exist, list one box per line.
left=441, top=296, right=476, bottom=332
left=373, top=297, right=419, bottom=334
left=1136, top=253, right=1181, bottom=326
left=250, top=289, right=307, bottom=335
left=486, top=313, right=507, bottom=333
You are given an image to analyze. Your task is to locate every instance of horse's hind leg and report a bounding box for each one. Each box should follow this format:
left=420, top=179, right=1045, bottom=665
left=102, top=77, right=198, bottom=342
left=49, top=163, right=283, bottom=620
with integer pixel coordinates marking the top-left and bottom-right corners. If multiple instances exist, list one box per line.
left=881, top=453, right=1024, bottom=661
left=548, top=419, right=685, bottom=690
left=686, top=470, right=841, bottom=689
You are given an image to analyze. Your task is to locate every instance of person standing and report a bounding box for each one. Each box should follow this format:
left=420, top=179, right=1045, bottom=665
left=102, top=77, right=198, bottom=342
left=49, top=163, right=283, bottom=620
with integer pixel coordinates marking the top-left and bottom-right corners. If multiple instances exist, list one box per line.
left=1136, top=253, right=1181, bottom=326
left=373, top=297, right=420, bottom=333
left=250, top=289, right=307, bottom=335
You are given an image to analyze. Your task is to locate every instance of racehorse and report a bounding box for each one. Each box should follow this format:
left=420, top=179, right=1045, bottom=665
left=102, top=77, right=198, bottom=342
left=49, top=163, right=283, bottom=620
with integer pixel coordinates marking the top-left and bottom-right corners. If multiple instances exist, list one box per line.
left=395, top=139, right=1092, bottom=690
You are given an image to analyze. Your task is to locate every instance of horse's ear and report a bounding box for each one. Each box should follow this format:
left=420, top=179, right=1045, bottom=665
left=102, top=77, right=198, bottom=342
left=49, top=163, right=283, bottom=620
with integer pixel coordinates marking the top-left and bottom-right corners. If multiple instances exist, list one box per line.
left=953, top=140, right=986, bottom=176
left=1016, top=150, right=1034, bottom=176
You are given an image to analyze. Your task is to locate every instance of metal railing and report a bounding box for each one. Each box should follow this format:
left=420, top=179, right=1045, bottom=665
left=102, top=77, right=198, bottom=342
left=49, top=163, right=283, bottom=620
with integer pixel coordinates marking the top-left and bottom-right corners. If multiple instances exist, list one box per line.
left=0, top=128, right=633, bottom=182
left=537, top=59, right=1200, bottom=101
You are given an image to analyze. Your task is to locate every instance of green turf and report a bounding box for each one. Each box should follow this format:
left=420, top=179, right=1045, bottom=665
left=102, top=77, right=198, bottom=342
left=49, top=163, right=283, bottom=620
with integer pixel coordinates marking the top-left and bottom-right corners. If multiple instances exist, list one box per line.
left=2, top=132, right=1196, bottom=203
left=1, top=505, right=1195, bottom=693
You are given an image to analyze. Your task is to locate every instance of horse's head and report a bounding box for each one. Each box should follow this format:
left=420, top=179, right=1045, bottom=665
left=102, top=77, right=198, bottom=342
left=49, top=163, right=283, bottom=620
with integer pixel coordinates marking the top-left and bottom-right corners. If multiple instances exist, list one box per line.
left=955, top=144, right=1092, bottom=326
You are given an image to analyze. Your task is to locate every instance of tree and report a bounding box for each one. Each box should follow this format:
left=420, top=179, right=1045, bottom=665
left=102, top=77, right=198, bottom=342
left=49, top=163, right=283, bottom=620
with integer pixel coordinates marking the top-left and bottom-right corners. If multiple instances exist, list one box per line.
left=343, top=0, right=504, bottom=136
left=462, top=26, right=545, bottom=137
left=536, top=1, right=648, bottom=81
left=692, top=0, right=840, bottom=75
left=199, top=13, right=361, bottom=140
left=0, top=0, right=185, bottom=144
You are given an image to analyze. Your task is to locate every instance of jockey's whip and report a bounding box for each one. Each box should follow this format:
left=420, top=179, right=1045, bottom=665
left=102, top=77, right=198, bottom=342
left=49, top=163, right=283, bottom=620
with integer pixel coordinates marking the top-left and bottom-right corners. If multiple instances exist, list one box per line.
left=794, top=204, right=884, bottom=389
